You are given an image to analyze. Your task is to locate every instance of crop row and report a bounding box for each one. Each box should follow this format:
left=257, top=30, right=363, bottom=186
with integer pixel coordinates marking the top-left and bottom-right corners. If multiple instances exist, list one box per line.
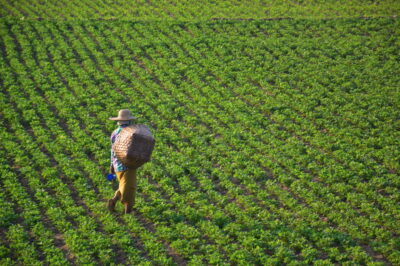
left=1, top=1, right=399, bottom=20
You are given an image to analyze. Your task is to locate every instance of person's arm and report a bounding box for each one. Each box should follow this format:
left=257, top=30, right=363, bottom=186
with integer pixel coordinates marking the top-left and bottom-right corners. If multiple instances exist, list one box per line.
left=110, top=154, right=115, bottom=174
left=110, top=130, right=116, bottom=174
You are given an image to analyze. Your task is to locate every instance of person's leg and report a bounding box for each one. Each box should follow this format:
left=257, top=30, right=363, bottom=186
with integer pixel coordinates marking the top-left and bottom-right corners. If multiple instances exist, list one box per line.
left=107, top=172, right=123, bottom=212
left=126, top=168, right=137, bottom=206
left=113, top=191, right=121, bottom=200
left=120, top=169, right=137, bottom=214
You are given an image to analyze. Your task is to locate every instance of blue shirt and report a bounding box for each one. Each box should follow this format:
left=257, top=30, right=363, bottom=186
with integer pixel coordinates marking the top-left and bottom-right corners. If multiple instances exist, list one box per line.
left=110, top=124, right=129, bottom=172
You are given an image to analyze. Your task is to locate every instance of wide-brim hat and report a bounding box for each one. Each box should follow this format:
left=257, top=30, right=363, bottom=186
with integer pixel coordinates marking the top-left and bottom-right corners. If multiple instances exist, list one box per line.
left=109, top=109, right=136, bottom=121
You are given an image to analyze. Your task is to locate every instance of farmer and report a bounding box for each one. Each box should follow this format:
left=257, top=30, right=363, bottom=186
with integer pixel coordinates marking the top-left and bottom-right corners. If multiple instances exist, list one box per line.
left=107, top=109, right=137, bottom=214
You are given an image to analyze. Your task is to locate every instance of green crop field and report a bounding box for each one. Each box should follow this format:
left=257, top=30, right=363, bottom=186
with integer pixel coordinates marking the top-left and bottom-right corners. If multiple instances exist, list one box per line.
left=0, top=1, right=399, bottom=265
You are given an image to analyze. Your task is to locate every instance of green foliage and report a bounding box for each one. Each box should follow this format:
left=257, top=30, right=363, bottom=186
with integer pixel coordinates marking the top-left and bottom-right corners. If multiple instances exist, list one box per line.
left=0, top=2, right=399, bottom=265
left=0, top=0, right=399, bottom=20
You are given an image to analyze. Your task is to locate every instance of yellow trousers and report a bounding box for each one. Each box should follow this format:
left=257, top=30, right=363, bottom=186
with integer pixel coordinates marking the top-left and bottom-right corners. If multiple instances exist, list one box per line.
left=113, top=169, right=137, bottom=206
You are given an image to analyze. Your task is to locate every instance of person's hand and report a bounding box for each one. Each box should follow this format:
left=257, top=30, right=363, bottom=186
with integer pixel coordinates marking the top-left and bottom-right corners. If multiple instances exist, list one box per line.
left=110, top=165, right=115, bottom=174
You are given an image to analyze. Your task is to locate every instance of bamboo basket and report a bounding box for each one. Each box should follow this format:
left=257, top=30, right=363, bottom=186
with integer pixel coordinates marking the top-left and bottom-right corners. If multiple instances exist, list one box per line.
left=112, top=124, right=155, bottom=169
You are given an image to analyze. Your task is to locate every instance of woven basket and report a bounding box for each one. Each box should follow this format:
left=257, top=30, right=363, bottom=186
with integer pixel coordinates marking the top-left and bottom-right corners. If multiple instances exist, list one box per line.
left=112, top=124, right=155, bottom=169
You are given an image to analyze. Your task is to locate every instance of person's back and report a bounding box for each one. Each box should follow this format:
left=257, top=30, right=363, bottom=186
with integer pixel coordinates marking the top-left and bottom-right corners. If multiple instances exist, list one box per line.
left=110, top=123, right=129, bottom=172
left=112, top=124, right=155, bottom=169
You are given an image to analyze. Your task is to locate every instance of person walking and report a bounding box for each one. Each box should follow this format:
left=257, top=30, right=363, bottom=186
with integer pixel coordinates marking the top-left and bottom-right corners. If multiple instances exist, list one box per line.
left=107, top=109, right=137, bottom=214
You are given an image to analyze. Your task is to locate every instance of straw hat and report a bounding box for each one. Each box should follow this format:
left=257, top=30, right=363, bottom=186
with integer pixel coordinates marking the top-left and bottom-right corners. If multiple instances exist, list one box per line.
left=109, top=109, right=136, bottom=121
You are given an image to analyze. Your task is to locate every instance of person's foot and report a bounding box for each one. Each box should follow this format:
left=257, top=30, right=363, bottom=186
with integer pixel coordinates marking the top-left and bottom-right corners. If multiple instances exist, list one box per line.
left=107, top=198, right=116, bottom=212
left=123, top=203, right=132, bottom=214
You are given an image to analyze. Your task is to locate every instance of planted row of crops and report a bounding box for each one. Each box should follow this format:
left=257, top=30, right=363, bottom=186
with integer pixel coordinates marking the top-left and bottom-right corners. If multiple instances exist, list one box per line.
left=1, top=16, right=399, bottom=265
left=1, top=0, right=399, bottom=20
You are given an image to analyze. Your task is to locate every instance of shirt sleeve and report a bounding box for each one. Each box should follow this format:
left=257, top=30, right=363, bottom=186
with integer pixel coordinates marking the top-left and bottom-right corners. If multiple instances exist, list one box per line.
left=110, top=130, right=115, bottom=167
left=110, top=153, right=113, bottom=167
